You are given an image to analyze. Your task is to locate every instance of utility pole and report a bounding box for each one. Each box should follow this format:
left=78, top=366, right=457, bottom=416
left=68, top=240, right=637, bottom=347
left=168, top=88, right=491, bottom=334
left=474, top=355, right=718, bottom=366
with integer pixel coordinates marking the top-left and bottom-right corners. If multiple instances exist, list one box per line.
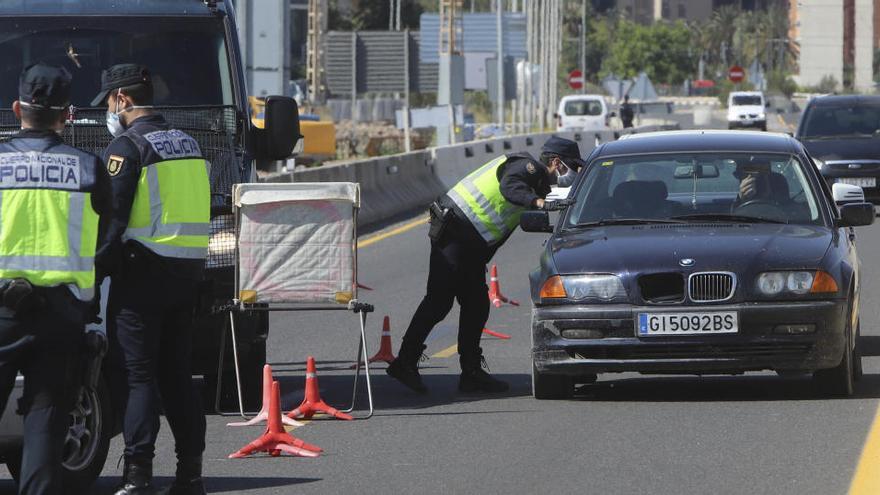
left=306, top=0, right=327, bottom=105
left=580, top=0, right=587, bottom=94
left=497, top=0, right=504, bottom=127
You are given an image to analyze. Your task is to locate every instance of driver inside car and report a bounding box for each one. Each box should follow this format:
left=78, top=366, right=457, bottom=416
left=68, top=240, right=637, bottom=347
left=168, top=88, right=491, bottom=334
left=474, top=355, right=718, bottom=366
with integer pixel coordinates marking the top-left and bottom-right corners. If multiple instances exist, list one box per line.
left=733, top=161, right=789, bottom=208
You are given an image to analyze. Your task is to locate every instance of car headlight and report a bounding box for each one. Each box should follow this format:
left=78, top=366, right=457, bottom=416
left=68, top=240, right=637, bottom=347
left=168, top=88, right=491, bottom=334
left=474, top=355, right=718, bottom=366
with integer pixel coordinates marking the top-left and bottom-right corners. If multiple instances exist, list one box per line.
left=756, top=271, right=838, bottom=296
left=540, top=274, right=627, bottom=302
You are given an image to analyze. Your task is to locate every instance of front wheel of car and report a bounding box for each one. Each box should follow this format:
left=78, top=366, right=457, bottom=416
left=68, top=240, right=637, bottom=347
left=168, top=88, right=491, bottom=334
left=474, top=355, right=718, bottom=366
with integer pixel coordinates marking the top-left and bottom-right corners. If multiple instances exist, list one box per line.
left=532, top=361, right=572, bottom=400
left=7, top=377, right=113, bottom=494
left=813, top=316, right=855, bottom=397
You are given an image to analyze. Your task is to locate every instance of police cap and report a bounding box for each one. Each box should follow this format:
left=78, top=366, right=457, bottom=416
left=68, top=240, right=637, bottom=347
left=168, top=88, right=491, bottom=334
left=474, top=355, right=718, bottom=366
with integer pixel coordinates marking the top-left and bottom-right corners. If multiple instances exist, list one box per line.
left=19, top=63, right=72, bottom=110
left=91, top=63, right=151, bottom=107
left=541, top=136, right=586, bottom=168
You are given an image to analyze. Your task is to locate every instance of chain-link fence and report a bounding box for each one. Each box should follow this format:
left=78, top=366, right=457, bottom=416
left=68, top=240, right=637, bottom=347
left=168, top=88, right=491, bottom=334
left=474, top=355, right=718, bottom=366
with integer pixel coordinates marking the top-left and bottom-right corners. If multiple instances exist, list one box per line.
left=0, top=105, right=247, bottom=269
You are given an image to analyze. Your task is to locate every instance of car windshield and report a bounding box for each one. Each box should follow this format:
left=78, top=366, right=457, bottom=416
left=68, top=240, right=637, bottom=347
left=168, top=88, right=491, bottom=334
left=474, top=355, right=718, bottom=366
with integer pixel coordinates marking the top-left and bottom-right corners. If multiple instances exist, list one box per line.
left=566, top=152, right=823, bottom=227
left=800, top=104, right=880, bottom=138
left=564, top=100, right=603, bottom=116
left=732, top=95, right=762, bottom=106
left=0, top=17, right=234, bottom=107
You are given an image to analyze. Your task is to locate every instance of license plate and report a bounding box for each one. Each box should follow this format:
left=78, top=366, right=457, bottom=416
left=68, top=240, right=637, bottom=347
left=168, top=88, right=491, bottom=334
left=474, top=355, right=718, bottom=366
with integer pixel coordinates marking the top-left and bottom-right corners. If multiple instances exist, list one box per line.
left=839, top=177, right=876, bottom=188
left=637, top=312, right=738, bottom=336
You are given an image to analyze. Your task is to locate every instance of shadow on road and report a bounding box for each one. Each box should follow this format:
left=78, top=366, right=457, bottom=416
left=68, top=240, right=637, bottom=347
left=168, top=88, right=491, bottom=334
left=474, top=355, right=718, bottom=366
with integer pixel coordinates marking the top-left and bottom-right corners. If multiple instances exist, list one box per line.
left=89, top=476, right=321, bottom=494
left=859, top=335, right=880, bottom=357
left=205, top=371, right=535, bottom=418
left=569, top=372, right=880, bottom=402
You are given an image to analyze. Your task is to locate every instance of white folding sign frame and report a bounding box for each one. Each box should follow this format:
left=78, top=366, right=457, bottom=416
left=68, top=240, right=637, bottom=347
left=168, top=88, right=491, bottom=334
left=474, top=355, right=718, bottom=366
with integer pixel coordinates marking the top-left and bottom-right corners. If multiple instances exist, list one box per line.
left=215, top=182, right=373, bottom=419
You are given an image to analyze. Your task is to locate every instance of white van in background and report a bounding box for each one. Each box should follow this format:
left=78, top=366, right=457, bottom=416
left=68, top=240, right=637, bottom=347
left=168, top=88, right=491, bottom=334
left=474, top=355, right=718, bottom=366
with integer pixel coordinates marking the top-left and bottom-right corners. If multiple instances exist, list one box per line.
left=727, top=91, right=768, bottom=131
left=556, top=95, right=613, bottom=131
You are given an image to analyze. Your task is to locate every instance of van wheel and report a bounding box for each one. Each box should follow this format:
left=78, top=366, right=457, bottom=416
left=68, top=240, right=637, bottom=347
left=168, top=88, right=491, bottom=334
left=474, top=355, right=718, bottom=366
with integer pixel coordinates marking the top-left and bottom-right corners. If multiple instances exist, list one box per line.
left=532, top=361, right=572, bottom=400
left=6, top=378, right=112, bottom=494
left=854, top=320, right=863, bottom=382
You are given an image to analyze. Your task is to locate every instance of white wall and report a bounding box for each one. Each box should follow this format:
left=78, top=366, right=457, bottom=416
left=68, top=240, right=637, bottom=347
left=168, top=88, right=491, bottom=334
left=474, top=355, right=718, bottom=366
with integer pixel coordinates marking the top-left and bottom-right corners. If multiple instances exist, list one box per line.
left=854, top=0, right=874, bottom=92
left=795, top=0, right=844, bottom=88
left=236, top=0, right=291, bottom=97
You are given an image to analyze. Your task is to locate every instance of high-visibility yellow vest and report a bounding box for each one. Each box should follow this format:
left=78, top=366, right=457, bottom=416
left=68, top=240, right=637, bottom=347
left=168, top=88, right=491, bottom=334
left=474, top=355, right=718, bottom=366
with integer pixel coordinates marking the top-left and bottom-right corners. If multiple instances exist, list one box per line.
left=0, top=149, right=100, bottom=301
left=446, top=155, right=525, bottom=245
left=122, top=130, right=210, bottom=260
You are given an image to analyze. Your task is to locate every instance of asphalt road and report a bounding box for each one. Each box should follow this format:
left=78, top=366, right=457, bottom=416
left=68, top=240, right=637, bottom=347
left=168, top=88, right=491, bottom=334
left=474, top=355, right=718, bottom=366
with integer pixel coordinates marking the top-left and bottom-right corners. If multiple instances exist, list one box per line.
left=8, top=109, right=879, bottom=495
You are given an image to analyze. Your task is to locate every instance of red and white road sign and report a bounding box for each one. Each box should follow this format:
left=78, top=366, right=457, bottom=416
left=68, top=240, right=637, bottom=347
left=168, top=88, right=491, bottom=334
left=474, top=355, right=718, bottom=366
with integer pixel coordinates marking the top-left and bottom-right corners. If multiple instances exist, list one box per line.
left=728, top=65, right=745, bottom=84
left=568, top=69, right=584, bottom=90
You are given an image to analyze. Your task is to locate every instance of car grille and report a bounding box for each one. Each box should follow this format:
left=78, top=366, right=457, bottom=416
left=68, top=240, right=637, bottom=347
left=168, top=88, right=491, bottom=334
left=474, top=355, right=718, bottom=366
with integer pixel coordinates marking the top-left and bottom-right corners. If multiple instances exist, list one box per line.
left=688, top=272, right=735, bottom=302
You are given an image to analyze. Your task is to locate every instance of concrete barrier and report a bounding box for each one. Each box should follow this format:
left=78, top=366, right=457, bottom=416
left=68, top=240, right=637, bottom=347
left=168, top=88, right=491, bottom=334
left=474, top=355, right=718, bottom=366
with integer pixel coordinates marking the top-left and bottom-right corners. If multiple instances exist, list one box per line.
left=260, top=124, right=675, bottom=227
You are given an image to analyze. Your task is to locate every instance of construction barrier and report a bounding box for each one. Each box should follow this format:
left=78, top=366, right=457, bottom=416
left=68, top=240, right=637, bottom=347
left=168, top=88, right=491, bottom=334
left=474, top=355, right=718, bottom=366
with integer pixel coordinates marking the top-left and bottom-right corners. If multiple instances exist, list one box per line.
left=261, top=124, right=677, bottom=227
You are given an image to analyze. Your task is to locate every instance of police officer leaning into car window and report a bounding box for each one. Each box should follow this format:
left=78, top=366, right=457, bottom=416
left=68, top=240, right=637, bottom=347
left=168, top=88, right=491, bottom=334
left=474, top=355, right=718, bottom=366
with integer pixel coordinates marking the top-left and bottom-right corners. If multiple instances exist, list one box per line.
left=0, top=64, right=112, bottom=495
left=386, top=136, right=584, bottom=395
left=92, top=64, right=211, bottom=495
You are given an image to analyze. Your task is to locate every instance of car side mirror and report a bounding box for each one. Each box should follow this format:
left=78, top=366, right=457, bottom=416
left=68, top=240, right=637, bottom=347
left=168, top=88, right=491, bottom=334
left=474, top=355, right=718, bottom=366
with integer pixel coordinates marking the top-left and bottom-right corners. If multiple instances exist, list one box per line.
left=838, top=202, right=875, bottom=227
left=520, top=211, right=553, bottom=233
left=608, top=111, right=617, bottom=117
left=832, top=183, right=866, bottom=205
left=553, top=113, right=560, bottom=119
left=253, top=95, right=302, bottom=160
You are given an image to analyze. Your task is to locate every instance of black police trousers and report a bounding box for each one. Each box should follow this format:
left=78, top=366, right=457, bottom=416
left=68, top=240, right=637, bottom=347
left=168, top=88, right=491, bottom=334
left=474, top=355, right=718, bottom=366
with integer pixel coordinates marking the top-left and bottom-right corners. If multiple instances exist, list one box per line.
left=107, top=252, right=206, bottom=462
left=0, top=287, right=83, bottom=495
left=400, top=216, right=494, bottom=370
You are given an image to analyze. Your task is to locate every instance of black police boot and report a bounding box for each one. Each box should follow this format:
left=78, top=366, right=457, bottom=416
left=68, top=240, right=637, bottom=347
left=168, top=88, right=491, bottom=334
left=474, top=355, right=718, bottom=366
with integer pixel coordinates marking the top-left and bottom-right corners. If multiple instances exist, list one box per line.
left=157, top=456, right=206, bottom=495
left=459, top=355, right=509, bottom=393
left=114, top=460, right=155, bottom=495
left=386, top=343, right=428, bottom=394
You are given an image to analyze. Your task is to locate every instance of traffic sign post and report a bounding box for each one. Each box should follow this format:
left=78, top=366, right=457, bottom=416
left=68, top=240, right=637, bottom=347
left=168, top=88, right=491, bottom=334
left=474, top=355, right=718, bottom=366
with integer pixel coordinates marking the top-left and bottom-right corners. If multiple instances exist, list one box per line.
left=728, top=65, right=745, bottom=84
left=568, top=69, right=584, bottom=91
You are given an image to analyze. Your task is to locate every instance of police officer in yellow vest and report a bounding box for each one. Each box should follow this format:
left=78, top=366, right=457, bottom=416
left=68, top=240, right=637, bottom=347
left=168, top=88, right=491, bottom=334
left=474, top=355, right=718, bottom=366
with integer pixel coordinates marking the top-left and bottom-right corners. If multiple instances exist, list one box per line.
left=387, top=137, right=584, bottom=394
left=91, top=64, right=210, bottom=495
left=0, top=64, right=111, bottom=494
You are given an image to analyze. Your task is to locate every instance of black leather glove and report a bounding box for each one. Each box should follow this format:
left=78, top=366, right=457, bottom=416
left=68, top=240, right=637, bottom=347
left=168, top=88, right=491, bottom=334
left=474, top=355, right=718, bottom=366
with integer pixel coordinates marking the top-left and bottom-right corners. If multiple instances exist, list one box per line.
left=541, top=198, right=576, bottom=211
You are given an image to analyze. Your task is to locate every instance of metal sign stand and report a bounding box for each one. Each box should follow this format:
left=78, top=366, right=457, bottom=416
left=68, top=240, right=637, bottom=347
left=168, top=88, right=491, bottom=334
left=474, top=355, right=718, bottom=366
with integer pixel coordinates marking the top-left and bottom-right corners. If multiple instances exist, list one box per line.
left=213, top=301, right=375, bottom=420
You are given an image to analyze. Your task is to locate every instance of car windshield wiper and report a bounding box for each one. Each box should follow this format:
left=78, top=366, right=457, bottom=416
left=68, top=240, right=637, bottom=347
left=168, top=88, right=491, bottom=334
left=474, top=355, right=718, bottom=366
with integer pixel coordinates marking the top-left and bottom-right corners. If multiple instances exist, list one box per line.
left=572, top=218, right=687, bottom=227
left=671, top=213, right=787, bottom=224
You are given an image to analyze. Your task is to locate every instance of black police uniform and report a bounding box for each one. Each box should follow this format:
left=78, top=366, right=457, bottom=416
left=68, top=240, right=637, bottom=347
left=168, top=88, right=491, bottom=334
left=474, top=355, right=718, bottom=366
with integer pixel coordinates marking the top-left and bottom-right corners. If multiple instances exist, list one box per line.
left=0, top=65, right=111, bottom=495
left=620, top=101, right=635, bottom=128
left=395, top=152, right=552, bottom=383
left=103, top=112, right=207, bottom=465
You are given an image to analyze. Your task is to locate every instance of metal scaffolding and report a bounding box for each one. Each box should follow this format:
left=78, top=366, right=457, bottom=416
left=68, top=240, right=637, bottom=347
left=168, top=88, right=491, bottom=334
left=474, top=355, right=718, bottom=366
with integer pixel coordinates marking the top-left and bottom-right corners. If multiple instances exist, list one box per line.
left=306, top=0, right=327, bottom=104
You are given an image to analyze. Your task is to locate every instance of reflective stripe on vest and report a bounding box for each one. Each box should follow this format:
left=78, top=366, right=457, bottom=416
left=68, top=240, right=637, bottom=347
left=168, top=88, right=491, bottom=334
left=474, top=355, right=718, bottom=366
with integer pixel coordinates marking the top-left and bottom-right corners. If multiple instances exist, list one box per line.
left=122, top=158, right=210, bottom=260
left=446, top=155, right=525, bottom=244
left=0, top=189, right=99, bottom=300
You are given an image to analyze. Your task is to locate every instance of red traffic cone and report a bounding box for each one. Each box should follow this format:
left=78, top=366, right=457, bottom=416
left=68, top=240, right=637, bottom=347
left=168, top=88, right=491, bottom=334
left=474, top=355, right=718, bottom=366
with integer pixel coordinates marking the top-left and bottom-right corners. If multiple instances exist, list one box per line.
left=288, top=357, right=353, bottom=421
left=352, top=316, right=396, bottom=368
left=228, top=381, right=322, bottom=459
left=488, top=264, right=520, bottom=308
left=227, top=364, right=305, bottom=427
left=482, top=327, right=511, bottom=339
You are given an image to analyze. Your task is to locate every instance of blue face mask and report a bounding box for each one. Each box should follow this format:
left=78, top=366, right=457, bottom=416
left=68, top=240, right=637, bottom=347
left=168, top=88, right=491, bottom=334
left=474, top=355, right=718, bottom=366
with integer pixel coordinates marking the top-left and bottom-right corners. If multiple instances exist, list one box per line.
left=106, top=110, right=124, bottom=137
left=557, top=160, right=577, bottom=187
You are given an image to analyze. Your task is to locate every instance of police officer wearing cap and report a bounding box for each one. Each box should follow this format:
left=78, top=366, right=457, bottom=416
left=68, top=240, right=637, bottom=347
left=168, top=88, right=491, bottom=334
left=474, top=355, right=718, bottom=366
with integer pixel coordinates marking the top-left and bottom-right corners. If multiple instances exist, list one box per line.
left=93, top=64, right=210, bottom=495
left=386, top=136, right=584, bottom=395
left=0, top=63, right=111, bottom=494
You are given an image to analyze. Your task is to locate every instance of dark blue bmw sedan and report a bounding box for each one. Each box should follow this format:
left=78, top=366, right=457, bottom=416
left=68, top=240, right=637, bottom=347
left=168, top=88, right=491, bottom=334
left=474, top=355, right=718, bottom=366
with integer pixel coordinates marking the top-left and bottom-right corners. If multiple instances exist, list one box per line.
left=522, top=130, right=875, bottom=399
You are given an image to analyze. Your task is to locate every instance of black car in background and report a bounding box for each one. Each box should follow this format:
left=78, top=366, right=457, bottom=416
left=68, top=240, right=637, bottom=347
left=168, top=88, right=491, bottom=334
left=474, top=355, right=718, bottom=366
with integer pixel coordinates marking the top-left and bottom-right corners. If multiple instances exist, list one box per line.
left=522, top=130, right=874, bottom=400
left=796, top=95, right=880, bottom=203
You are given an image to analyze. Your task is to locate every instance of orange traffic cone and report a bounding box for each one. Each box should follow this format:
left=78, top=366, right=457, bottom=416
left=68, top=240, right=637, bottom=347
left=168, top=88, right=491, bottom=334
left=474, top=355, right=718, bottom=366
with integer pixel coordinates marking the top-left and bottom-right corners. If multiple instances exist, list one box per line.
left=352, top=316, right=396, bottom=368
left=288, top=356, right=354, bottom=421
left=228, top=381, right=322, bottom=458
left=488, top=264, right=520, bottom=308
left=227, top=364, right=305, bottom=427
left=482, top=327, right=511, bottom=339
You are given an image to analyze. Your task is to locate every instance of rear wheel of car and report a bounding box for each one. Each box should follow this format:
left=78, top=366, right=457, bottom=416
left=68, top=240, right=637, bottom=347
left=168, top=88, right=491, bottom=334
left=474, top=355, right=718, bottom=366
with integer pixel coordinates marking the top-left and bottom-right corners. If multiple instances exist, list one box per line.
left=853, top=320, right=863, bottom=382
left=6, top=377, right=112, bottom=494
left=532, top=361, right=572, bottom=400
left=813, top=309, right=855, bottom=397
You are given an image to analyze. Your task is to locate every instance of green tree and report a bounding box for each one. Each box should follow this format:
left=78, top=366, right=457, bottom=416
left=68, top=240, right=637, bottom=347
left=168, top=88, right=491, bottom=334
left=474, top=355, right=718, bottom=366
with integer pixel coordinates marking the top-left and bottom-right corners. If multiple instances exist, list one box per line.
left=603, top=20, right=694, bottom=85
left=330, top=0, right=424, bottom=31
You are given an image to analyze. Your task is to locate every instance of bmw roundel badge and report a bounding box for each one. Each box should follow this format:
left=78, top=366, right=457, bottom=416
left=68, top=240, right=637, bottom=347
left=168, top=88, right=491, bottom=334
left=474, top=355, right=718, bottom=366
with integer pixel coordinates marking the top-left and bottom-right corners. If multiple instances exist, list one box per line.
left=679, top=258, right=695, bottom=267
